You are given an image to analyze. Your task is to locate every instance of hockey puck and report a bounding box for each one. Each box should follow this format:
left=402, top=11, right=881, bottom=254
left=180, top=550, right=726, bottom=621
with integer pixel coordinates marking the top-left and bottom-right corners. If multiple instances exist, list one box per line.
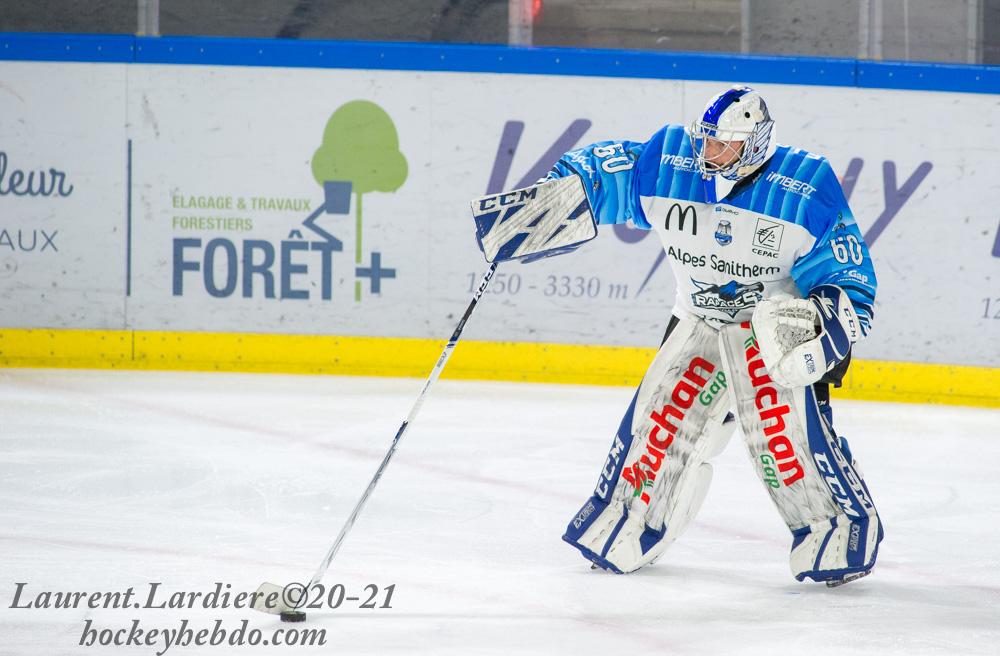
left=280, top=611, right=306, bottom=623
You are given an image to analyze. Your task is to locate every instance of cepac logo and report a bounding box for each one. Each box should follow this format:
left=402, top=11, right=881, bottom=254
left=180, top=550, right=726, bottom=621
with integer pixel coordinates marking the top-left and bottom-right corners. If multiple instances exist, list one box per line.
left=752, top=217, right=784, bottom=254
left=172, top=100, right=407, bottom=303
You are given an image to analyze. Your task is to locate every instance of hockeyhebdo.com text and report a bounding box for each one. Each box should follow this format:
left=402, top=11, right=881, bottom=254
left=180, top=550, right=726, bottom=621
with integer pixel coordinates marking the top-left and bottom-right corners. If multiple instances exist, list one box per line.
left=78, top=619, right=325, bottom=653
left=8, top=582, right=328, bottom=653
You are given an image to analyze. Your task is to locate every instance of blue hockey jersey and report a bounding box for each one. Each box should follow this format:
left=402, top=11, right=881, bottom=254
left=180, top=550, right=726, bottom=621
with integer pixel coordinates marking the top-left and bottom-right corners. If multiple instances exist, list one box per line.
left=547, top=124, right=877, bottom=334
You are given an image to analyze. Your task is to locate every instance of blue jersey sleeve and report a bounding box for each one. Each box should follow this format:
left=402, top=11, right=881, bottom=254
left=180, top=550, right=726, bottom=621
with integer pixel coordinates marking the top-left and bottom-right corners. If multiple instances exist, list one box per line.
left=790, top=160, right=878, bottom=337
left=546, top=140, right=651, bottom=229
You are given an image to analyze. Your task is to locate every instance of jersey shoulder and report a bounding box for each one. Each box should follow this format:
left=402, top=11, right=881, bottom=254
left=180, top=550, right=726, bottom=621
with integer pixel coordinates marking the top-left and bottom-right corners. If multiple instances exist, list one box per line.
left=637, top=123, right=695, bottom=166
left=636, top=123, right=708, bottom=202
left=728, top=145, right=846, bottom=238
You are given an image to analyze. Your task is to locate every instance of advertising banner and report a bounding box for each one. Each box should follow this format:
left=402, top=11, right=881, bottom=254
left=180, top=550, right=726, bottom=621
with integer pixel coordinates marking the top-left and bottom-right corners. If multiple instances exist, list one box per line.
left=0, top=62, right=127, bottom=329
left=1, top=60, right=997, bottom=367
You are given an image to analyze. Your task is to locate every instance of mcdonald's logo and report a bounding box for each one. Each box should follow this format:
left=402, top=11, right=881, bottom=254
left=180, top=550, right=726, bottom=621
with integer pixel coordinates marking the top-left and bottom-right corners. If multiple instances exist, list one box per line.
left=664, top=203, right=698, bottom=235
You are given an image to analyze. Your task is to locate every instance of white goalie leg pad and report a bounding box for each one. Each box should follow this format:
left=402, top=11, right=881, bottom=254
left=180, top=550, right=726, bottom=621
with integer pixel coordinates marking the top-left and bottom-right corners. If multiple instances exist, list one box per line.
left=645, top=412, right=737, bottom=567
left=563, top=317, right=735, bottom=573
left=718, top=321, right=883, bottom=583
left=789, top=513, right=882, bottom=583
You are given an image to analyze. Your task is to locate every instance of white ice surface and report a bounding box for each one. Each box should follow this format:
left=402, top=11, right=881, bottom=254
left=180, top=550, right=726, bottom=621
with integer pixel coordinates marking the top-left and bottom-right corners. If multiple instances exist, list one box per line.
left=1, top=368, right=998, bottom=655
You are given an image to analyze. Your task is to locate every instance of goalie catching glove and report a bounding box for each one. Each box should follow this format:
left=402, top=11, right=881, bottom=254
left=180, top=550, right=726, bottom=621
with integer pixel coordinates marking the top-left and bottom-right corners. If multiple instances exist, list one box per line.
left=750, top=285, right=862, bottom=389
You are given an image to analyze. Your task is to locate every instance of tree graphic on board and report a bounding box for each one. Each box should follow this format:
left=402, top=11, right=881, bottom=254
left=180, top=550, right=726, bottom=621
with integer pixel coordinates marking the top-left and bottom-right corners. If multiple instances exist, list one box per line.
left=311, top=100, right=408, bottom=301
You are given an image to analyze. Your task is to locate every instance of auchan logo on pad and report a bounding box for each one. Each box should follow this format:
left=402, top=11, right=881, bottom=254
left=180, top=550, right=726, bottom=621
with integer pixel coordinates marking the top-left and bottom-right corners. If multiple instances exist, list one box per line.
left=741, top=322, right=805, bottom=487
left=623, top=357, right=715, bottom=504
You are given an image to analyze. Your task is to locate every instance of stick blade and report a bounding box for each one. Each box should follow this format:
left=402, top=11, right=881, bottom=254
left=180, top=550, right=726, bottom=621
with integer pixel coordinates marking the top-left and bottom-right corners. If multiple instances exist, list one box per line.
left=251, top=582, right=295, bottom=615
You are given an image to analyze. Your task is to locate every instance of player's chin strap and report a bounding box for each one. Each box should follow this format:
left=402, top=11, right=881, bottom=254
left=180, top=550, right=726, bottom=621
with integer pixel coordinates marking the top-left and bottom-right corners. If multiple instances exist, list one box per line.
left=751, top=285, right=860, bottom=389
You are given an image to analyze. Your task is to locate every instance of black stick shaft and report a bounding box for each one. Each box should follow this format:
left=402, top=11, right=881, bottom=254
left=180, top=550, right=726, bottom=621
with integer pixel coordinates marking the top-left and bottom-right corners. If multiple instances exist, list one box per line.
left=307, top=262, right=500, bottom=587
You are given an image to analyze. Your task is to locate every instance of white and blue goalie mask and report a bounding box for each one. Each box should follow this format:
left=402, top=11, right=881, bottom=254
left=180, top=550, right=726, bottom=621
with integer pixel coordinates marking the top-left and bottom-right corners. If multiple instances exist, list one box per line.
left=690, top=85, right=775, bottom=181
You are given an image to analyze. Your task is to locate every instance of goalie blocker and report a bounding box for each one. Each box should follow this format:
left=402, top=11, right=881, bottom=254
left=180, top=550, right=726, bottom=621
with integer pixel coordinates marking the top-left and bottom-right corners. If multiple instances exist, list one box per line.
left=470, top=175, right=597, bottom=263
left=564, top=316, right=883, bottom=583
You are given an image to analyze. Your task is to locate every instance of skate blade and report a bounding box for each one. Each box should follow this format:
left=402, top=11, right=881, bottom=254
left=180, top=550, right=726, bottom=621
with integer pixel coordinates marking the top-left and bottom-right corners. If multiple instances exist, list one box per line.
left=826, top=570, right=871, bottom=588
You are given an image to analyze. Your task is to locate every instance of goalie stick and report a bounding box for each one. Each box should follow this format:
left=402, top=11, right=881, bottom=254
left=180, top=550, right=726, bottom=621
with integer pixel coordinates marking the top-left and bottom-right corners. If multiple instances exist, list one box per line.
left=252, top=263, right=499, bottom=621
left=252, top=175, right=595, bottom=621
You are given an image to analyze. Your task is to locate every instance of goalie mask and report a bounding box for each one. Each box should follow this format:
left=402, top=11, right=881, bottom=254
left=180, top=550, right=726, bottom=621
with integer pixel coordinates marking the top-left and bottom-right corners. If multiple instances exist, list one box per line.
left=690, top=85, right=775, bottom=181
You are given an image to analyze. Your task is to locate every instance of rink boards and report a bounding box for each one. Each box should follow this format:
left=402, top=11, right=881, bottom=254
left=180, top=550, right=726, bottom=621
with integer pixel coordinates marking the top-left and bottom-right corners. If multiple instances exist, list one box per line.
left=0, top=34, right=998, bottom=406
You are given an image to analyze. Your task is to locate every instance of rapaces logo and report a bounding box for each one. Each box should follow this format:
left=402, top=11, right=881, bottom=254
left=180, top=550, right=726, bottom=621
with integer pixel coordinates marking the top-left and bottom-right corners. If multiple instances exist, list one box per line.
left=172, top=101, right=406, bottom=302
left=690, top=279, right=764, bottom=317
